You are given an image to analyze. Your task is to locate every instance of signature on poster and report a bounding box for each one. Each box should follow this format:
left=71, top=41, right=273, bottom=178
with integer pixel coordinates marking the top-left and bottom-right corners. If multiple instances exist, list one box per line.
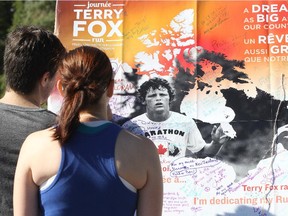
left=170, top=157, right=221, bottom=177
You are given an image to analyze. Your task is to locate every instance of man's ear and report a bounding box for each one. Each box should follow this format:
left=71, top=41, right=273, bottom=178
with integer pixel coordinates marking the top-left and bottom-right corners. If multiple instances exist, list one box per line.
left=40, top=71, right=51, bottom=88
left=56, top=79, right=64, bottom=96
left=139, top=95, right=146, bottom=105
left=107, top=80, right=114, bottom=98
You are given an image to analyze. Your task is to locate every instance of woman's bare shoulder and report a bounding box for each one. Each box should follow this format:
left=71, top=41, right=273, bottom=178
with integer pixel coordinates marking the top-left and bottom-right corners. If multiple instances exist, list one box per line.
left=117, top=129, right=159, bottom=159
left=121, top=128, right=156, bottom=146
left=115, top=128, right=160, bottom=189
left=21, top=127, right=57, bottom=155
left=26, top=127, right=55, bottom=139
left=18, top=127, right=62, bottom=186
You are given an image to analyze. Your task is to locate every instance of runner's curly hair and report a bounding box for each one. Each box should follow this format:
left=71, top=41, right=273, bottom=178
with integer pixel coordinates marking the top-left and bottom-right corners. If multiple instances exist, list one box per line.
left=138, top=77, right=175, bottom=103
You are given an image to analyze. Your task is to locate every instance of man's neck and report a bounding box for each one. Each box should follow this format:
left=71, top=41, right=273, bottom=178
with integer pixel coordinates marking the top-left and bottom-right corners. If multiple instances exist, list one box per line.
left=146, top=111, right=171, bottom=122
left=0, top=90, right=41, bottom=108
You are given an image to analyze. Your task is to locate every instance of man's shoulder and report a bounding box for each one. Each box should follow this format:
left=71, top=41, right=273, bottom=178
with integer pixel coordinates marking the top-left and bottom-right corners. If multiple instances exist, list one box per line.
left=37, top=108, right=57, bottom=118
left=0, top=104, right=55, bottom=117
left=170, top=111, right=194, bottom=121
left=123, top=113, right=147, bottom=125
left=130, top=113, right=147, bottom=121
left=0, top=104, right=56, bottom=128
left=122, top=113, right=147, bottom=134
left=24, top=109, right=56, bottom=126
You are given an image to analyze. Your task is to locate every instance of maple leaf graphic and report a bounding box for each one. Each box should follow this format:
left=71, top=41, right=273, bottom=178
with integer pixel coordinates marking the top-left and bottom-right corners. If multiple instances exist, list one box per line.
left=158, top=144, right=167, bottom=155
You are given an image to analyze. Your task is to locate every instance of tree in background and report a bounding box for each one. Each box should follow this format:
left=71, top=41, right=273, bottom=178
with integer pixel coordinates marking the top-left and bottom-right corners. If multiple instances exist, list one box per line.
left=0, top=1, right=13, bottom=97
left=11, top=1, right=56, bottom=32
left=0, top=0, right=56, bottom=97
left=0, top=1, right=13, bottom=63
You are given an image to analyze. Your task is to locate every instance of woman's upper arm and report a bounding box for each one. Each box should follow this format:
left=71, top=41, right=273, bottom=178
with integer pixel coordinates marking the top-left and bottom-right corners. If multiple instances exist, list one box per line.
left=13, top=135, right=40, bottom=216
left=137, top=138, right=163, bottom=216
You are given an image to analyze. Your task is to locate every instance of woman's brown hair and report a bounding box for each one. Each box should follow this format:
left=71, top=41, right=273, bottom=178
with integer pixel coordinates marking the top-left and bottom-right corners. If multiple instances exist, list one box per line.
left=54, top=46, right=113, bottom=144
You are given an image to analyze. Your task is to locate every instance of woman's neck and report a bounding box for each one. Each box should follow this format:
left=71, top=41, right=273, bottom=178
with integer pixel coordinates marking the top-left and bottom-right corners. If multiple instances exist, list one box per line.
left=78, top=95, right=110, bottom=122
left=79, top=110, right=107, bottom=122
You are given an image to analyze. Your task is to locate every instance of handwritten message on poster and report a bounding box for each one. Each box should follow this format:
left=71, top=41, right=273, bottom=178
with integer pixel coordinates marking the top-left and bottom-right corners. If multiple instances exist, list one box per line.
left=50, top=1, right=288, bottom=215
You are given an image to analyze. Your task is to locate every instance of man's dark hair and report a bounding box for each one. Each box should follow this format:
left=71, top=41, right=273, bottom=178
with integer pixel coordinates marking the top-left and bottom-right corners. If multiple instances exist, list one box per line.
left=138, top=77, right=175, bottom=103
left=3, top=26, right=66, bottom=94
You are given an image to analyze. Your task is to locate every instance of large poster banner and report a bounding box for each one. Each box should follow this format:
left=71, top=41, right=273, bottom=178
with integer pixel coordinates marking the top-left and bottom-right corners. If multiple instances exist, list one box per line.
left=49, top=1, right=288, bottom=215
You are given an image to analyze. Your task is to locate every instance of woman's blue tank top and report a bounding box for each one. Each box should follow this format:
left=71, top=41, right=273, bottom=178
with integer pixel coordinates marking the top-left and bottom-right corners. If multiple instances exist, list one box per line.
left=39, top=122, right=137, bottom=216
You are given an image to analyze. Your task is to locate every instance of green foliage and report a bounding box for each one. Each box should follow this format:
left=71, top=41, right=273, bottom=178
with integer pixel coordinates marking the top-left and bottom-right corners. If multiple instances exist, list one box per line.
left=0, top=1, right=13, bottom=38
left=0, top=0, right=56, bottom=97
left=0, top=1, right=13, bottom=75
left=11, top=0, right=56, bottom=31
left=0, top=74, right=6, bottom=98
